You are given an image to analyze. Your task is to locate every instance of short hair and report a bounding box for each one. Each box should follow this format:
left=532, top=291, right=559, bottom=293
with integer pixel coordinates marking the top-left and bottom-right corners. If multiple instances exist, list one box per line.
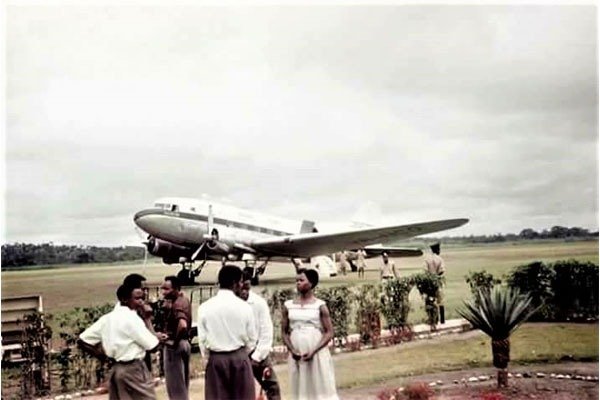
left=430, top=243, right=441, bottom=254
left=242, top=267, right=254, bottom=282
left=164, top=275, right=181, bottom=290
left=116, top=284, right=135, bottom=301
left=123, top=273, right=146, bottom=289
left=298, top=268, right=319, bottom=289
left=218, top=265, right=243, bottom=289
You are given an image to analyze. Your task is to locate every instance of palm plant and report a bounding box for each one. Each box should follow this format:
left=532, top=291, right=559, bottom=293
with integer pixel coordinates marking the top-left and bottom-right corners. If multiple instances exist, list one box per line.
left=457, top=286, right=539, bottom=387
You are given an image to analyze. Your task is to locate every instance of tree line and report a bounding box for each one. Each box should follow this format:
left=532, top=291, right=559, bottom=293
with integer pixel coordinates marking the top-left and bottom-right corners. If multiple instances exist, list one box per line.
left=437, top=225, right=598, bottom=244
left=2, top=225, right=596, bottom=268
left=1, top=243, right=145, bottom=269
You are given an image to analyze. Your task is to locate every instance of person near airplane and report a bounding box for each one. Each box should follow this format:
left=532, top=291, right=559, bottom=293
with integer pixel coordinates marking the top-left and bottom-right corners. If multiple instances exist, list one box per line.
left=380, top=252, right=398, bottom=281
left=339, top=251, right=350, bottom=276
left=356, top=248, right=367, bottom=279
left=160, top=276, right=192, bottom=400
left=120, top=273, right=156, bottom=372
left=240, top=268, right=282, bottom=400
left=197, top=265, right=257, bottom=400
left=281, top=268, right=339, bottom=400
left=78, top=285, right=166, bottom=400
left=424, top=243, right=446, bottom=324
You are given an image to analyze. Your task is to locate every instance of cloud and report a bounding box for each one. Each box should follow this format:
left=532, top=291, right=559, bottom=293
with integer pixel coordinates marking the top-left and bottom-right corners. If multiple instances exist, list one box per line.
left=4, top=5, right=598, bottom=245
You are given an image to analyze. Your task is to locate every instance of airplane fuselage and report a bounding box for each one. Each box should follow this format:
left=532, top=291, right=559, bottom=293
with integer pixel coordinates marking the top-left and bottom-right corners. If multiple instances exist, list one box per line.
left=134, top=197, right=306, bottom=262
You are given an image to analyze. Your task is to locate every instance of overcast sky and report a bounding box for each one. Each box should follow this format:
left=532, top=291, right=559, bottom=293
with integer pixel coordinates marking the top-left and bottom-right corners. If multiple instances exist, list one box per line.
left=4, top=4, right=598, bottom=246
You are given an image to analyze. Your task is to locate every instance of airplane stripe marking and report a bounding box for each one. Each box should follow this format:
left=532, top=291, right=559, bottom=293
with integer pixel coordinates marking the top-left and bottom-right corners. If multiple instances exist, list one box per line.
left=137, top=209, right=293, bottom=237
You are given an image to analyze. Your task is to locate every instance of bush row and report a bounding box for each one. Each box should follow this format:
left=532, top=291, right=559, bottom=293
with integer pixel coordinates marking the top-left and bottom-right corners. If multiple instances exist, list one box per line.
left=465, top=259, right=598, bottom=322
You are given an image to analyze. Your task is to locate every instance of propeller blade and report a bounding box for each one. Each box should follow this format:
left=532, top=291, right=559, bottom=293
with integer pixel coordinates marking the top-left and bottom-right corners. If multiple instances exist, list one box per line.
left=142, top=246, right=148, bottom=275
left=191, top=241, right=207, bottom=261
left=208, top=204, right=214, bottom=236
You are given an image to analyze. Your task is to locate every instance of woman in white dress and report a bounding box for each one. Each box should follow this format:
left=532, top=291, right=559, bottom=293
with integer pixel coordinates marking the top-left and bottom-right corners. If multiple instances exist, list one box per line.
left=281, top=268, right=339, bottom=400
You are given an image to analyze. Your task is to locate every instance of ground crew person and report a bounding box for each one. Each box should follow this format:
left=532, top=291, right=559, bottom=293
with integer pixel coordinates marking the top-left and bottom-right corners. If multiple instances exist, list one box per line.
left=424, top=243, right=446, bottom=324
left=356, top=249, right=367, bottom=279
left=380, top=252, right=398, bottom=281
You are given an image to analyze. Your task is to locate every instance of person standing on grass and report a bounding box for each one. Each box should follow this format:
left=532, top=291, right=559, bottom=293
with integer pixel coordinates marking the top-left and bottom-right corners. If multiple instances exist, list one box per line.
left=78, top=285, right=166, bottom=400
left=121, top=273, right=156, bottom=372
left=380, top=252, right=398, bottom=281
left=282, top=268, right=339, bottom=400
left=424, top=242, right=446, bottom=324
left=356, top=248, right=367, bottom=279
left=240, top=267, right=282, bottom=400
left=160, top=275, right=192, bottom=400
left=197, top=265, right=257, bottom=400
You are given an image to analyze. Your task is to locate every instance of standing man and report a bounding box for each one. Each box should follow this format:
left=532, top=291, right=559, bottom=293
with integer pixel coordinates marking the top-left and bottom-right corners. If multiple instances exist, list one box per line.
left=121, top=273, right=155, bottom=372
left=339, top=251, right=349, bottom=276
left=424, top=243, right=446, bottom=324
left=356, top=249, right=367, bottom=279
left=197, top=265, right=257, bottom=400
left=240, top=268, right=281, bottom=400
left=78, top=285, right=165, bottom=400
left=160, top=276, right=192, bottom=400
left=380, top=252, right=398, bottom=281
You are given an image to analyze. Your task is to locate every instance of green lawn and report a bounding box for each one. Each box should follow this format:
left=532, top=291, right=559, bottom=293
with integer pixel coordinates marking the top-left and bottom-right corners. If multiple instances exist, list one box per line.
left=156, top=322, right=599, bottom=399
left=2, top=240, right=597, bottom=325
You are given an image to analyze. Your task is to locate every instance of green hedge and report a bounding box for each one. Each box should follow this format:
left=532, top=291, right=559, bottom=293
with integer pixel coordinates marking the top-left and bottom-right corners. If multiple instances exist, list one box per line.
left=495, top=259, right=598, bottom=322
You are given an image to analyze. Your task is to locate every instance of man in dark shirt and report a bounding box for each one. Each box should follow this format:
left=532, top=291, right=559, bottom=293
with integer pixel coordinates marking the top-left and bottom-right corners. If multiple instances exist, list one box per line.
left=160, top=276, right=192, bottom=400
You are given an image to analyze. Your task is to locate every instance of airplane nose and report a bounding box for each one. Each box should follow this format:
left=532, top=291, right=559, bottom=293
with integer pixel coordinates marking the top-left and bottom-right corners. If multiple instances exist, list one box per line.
left=133, top=210, right=155, bottom=232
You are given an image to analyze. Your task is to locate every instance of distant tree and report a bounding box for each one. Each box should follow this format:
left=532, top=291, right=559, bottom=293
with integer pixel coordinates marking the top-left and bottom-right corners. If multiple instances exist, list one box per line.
left=518, top=228, right=539, bottom=239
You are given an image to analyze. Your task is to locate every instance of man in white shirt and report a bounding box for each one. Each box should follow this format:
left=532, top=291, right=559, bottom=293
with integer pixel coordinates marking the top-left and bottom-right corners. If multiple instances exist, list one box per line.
left=78, top=284, right=164, bottom=400
left=198, top=265, right=257, bottom=400
left=240, top=268, right=281, bottom=400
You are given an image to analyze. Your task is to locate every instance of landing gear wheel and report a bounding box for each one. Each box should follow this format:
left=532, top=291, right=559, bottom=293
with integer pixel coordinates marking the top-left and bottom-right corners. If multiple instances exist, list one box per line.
left=177, top=269, right=195, bottom=286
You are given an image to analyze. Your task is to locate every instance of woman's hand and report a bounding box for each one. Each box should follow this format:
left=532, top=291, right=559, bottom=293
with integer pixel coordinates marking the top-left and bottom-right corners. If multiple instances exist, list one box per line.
left=301, top=351, right=315, bottom=362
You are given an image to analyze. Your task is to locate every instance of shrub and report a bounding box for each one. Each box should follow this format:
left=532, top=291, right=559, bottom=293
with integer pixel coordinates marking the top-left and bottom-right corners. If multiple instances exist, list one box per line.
left=19, top=311, right=52, bottom=398
left=465, top=270, right=501, bottom=307
left=266, top=288, right=295, bottom=344
left=403, top=382, right=434, bottom=400
left=481, top=392, right=505, bottom=400
left=353, top=284, right=382, bottom=346
left=381, top=277, right=414, bottom=331
left=550, top=259, right=598, bottom=321
left=317, top=286, right=351, bottom=347
left=53, top=303, right=114, bottom=391
left=505, top=261, right=555, bottom=321
left=412, top=272, right=443, bottom=327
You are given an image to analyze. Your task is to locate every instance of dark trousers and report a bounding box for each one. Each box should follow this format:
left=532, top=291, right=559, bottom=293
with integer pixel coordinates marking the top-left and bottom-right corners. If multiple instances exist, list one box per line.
left=251, top=357, right=281, bottom=400
left=108, top=359, right=156, bottom=400
left=205, top=348, right=255, bottom=400
left=164, top=340, right=191, bottom=400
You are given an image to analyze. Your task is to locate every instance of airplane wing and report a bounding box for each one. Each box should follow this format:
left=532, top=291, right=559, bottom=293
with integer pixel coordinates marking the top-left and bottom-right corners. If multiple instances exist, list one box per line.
left=250, top=218, right=468, bottom=258
left=363, top=246, right=423, bottom=258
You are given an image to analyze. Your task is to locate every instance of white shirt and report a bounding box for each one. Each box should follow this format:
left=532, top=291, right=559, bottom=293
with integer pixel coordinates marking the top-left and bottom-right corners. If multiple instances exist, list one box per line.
left=79, top=304, right=158, bottom=362
left=246, top=291, right=273, bottom=362
left=197, top=289, right=257, bottom=358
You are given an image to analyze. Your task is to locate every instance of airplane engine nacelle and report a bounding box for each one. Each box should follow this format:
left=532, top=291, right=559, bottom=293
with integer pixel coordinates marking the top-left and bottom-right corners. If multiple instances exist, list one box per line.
left=206, top=240, right=230, bottom=254
left=147, top=237, right=192, bottom=260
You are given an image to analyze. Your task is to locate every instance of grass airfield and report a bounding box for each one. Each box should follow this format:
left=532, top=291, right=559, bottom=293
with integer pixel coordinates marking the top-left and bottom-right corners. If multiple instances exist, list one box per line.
left=1, top=240, right=598, bottom=399
left=2, top=240, right=597, bottom=322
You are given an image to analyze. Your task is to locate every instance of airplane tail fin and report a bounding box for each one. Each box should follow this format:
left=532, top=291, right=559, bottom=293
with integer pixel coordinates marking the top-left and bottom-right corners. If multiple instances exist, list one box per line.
left=300, top=220, right=318, bottom=234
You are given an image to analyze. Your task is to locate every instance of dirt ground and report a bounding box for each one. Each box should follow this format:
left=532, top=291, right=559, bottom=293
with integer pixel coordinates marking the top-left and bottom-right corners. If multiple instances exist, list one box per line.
left=339, top=362, right=599, bottom=400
